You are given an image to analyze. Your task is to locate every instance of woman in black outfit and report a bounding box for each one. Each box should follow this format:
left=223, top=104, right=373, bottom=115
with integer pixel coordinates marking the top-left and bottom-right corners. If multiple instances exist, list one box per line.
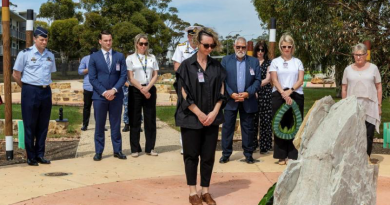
left=175, top=27, right=226, bottom=205
left=252, top=40, right=273, bottom=154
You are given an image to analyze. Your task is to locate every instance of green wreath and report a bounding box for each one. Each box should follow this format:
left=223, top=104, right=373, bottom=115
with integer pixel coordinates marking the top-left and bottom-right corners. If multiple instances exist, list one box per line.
left=272, top=100, right=303, bottom=140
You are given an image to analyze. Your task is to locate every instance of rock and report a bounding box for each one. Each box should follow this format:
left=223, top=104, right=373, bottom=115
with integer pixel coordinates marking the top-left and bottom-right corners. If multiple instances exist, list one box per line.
left=274, top=96, right=378, bottom=205
left=293, top=96, right=335, bottom=150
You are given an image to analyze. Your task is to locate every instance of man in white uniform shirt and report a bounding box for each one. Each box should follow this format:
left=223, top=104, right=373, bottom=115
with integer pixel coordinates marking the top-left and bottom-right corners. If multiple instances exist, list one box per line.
left=172, top=25, right=201, bottom=154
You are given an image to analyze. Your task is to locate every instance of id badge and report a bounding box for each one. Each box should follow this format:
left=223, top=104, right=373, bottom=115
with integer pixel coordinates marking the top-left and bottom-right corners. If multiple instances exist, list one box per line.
left=283, top=61, right=288, bottom=69
left=116, top=63, right=120, bottom=71
left=198, top=72, right=205, bottom=83
left=250, top=68, right=255, bottom=75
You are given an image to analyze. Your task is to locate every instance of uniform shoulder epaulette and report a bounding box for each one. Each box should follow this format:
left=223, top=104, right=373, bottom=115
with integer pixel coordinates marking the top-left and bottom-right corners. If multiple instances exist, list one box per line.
left=178, top=42, right=187, bottom=46
left=23, top=48, right=32, bottom=52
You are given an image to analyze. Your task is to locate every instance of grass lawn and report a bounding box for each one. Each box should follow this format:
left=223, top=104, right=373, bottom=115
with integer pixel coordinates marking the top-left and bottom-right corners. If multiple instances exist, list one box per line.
left=0, top=105, right=82, bottom=139
left=157, top=88, right=389, bottom=139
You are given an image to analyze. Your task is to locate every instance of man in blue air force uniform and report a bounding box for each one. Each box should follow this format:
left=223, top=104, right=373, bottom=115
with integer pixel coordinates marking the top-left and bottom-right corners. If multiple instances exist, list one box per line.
left=12, top=27, right=56, bottom=166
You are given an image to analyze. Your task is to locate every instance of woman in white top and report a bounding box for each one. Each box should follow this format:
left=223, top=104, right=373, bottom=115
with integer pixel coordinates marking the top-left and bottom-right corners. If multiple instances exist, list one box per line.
left=127, top=34, right=159, bottom=157
left=342, top=43, right=382, bottom=156
left=269, top=34, right=304, bottom=165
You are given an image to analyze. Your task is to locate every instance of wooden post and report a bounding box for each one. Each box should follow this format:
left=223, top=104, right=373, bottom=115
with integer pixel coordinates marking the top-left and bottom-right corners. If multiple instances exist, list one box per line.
left=363, top=40, right=371, bottom=62
left=2, top=0, right=13, bottom=160
left=26, top=9, right=34, bottom=47
left=269, top=18, right=276, bottom=60
left=247, top=41, right=253, bottom=56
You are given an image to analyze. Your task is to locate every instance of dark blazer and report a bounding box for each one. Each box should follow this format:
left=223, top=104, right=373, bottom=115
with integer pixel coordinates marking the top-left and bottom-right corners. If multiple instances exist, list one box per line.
left=88, top=50, right=127, bottom=101
left=221, top=54, right=261, bottom=113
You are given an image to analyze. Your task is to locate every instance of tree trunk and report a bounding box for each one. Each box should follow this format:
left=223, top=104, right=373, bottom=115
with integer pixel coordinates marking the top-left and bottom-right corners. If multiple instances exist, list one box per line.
left=334, top=61, right=349, bottom=98
left=60, top=50, right=68, bottom=76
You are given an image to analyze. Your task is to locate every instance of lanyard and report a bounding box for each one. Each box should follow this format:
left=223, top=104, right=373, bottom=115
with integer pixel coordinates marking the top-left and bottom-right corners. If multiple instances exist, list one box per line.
left=136, top=53, right=148, bottom=81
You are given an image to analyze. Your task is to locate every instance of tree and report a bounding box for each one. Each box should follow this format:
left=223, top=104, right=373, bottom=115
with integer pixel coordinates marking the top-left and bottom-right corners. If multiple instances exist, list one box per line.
left=34, top=21, right=49, bottom=30
left=79, top=0, right=171, bottom=58
left=49, top=18, right=80, bottom=75
left=252, top=0, right=390, bottom=97
left=38, top=0, right=83, bottom=23
left=142, top=0, right=190, bottom=51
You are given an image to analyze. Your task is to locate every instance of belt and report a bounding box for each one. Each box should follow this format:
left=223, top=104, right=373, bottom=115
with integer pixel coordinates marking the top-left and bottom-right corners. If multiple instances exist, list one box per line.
left=141, top=84, right=147, bottom=86
left=24, top=83, right=49, bottom=88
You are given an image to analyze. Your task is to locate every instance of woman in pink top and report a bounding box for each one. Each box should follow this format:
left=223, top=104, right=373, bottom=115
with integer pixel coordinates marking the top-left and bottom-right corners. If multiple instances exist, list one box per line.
left=341, top=43, right=382, bottom=156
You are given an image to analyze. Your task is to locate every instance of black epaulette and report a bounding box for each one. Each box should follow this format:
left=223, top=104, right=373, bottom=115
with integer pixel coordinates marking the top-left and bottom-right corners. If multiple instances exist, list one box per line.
left=23, top=48, right=32, bottom=52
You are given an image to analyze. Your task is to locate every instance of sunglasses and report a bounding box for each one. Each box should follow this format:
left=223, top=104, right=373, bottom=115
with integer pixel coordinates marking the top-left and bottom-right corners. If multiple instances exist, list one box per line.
left=201, top=43, right=216, bottom=49
left=259, top=49, right=265, bottom=53
left=281, top=45, right=293, bottom=49
left=138, top=42, right=149, bottom=47
left=353, top=53, right=366, bottom=57
left=236, top=46, right=247, bottom=50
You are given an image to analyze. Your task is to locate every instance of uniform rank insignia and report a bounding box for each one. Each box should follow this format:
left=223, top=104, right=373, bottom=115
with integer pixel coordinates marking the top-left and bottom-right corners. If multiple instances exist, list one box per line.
left=47, top=57, right=52, bottom=62
left=31, top=57, right=37, bottom=62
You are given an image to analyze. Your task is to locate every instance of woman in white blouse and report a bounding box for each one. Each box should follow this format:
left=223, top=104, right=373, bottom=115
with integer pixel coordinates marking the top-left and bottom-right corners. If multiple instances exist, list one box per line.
left=127, top=33, right=159, bottom=157
left=269, top=34, right=304, bottom=165
left=342, top=43, right=382, bottom=157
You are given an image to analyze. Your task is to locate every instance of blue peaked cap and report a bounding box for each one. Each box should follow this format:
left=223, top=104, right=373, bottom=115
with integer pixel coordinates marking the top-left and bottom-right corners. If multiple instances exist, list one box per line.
left=34, top=26, right=48, bottom=38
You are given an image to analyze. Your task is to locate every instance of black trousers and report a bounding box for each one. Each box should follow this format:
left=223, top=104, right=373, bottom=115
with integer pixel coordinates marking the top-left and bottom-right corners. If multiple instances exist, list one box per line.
left=366, top=121, right=374, bottom=156
left=181, top=126, right=219, bottom=187
left=272, top=91, right=304, bottom=160
left=83, top=90, right=93, bottom=127
left=21, top=84, right=52, bottom=160
left=128, top=86, right=157, bottom=153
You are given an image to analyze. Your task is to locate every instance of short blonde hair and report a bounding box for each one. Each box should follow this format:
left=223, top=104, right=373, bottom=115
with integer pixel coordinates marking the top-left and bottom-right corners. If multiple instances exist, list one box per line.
left=278, top=34, right=295, bottom=54
left=134, top=33, right=149, bottom=56
left=192, top=27, right=222, bottom=52
left=352, top=43, right=367, bottom=54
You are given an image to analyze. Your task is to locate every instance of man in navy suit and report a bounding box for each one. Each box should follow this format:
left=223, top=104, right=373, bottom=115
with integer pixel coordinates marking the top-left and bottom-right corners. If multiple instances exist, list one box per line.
left=89, top=30, right=127, bottom=161
left=220, top=36, right=261, bottom=164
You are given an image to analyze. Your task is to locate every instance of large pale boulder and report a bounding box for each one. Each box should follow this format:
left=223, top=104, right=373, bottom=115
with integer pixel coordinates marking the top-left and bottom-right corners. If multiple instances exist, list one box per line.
left=274, top=96, right=378, bottom=205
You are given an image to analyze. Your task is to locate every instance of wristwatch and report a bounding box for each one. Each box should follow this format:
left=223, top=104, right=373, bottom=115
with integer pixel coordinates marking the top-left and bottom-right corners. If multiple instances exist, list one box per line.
left=291, top=87, right=295, bottom=91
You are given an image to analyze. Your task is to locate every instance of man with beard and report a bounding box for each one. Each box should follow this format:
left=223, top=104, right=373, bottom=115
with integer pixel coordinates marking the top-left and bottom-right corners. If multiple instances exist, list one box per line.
left=220, top=36, right=261, bottom=164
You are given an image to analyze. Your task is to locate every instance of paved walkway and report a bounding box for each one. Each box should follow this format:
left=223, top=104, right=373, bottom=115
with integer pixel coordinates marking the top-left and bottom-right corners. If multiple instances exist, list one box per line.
left=1, top=116, right=390, bottom=205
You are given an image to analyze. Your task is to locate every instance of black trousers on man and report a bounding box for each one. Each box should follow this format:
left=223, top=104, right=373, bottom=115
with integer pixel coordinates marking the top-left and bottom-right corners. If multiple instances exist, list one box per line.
left=128, top=86, right=157, bottom=153
left=83, top=90, right=93, bottom=127
left=21, top=84, right=52, bottom=160
left=181, top=125, right=219, bottom=187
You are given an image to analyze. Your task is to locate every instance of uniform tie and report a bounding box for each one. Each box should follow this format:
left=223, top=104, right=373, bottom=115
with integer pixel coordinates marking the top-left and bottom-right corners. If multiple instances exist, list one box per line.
left=106, top=52, right=111, bottom=71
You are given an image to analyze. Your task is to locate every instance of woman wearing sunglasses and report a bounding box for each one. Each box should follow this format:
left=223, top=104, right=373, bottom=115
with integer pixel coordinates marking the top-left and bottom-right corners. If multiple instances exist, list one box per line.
left=269, top=34, right=304, bottom=165
left=175, top=27, right=226, bottom=205
left=252, top=40, right=273, bottom=154
left=341, top=43, right=382, bottom=157
left=126, top=34, right=159, bottom=157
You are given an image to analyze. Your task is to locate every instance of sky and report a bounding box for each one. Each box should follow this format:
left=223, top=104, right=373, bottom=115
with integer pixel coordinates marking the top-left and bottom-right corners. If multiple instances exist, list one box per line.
left=14, top=0, right=265, bottom=39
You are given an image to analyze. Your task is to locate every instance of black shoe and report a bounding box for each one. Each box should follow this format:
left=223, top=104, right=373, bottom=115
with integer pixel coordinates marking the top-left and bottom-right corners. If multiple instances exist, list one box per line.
left=122, top=124, right=130, bottom=132
left=260, top=149, right=268, bottom=154
left=219, top=156, right=230, bottom=164
left=36, top=157, right=51, bottom=164
left=114, top=152, right=127, bottom=159
left=27, top=158, right=39, bottom=166
left=81, top=125, right=88, bottom=131
left=245, top=156, right=255, bottom=164
left=93, top=153, right=102, bottom=161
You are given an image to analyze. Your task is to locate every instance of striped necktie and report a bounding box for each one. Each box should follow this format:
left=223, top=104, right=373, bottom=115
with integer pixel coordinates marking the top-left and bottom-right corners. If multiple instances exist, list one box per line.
left=106, top=52, right=111, bottom=71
